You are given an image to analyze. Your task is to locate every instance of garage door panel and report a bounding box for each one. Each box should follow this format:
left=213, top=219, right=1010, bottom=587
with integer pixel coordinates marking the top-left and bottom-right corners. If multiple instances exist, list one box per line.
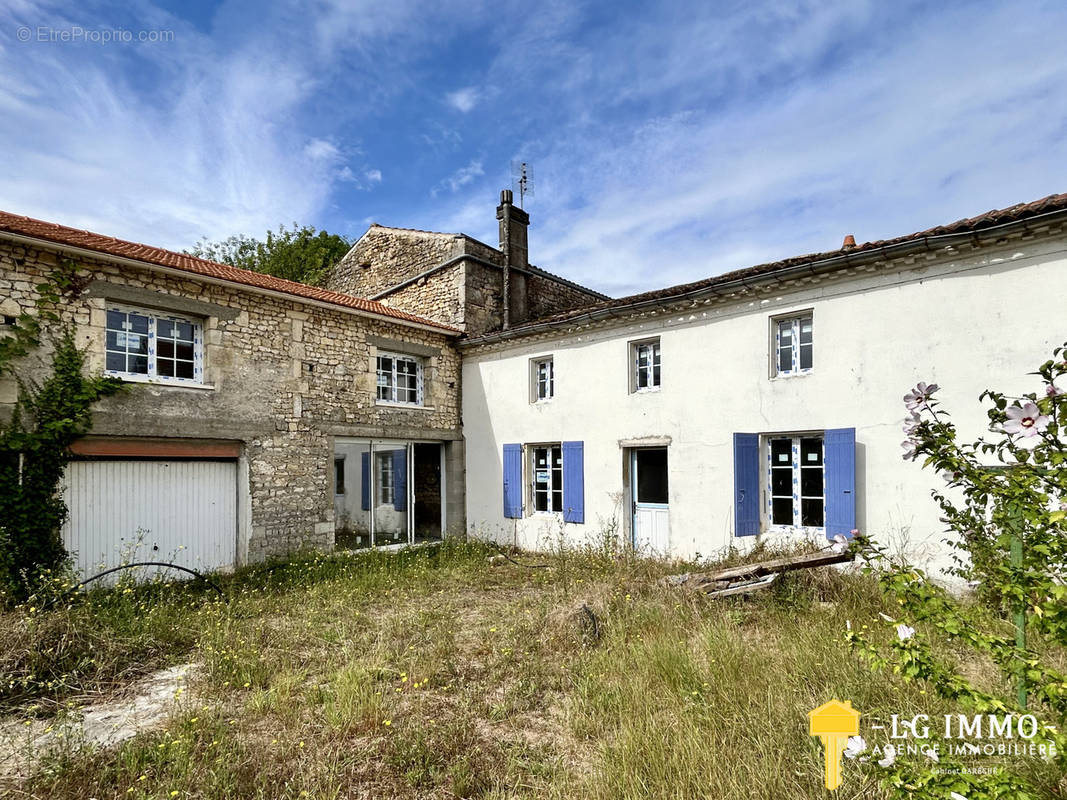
left=62, top=460, right=237, bottom=582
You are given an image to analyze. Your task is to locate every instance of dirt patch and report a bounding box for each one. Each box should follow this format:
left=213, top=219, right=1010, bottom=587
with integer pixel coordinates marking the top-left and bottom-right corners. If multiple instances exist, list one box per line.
left=0, top=663, right=199, bottom=779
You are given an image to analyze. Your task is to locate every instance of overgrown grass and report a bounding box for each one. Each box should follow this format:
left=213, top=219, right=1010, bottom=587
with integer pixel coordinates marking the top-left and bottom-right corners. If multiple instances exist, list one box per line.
left=0, top=539, right=1057, bottom=798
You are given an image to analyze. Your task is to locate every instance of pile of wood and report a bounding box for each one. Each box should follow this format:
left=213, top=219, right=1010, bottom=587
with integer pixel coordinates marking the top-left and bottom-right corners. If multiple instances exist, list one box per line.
left=665, top=549, right=854, bottom=598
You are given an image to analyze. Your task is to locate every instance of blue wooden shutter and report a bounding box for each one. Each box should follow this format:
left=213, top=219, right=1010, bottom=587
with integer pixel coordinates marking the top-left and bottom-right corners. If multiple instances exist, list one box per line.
left=392, top=448, right=407, bottom=511
left=502, top=444, right=522, bottom=519
left=733, top=433, right=759, bottom=536
left=360, top=451, right=370, bottom=511
left=824, top=427, right=856, bottom=539
left=562, top=441, right=585, bottom=524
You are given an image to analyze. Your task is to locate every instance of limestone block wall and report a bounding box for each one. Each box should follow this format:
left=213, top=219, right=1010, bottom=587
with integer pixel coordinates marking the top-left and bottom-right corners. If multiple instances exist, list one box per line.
left=376, top=263, right=465, bottom=330
left=327, top=227, right=463, bottom=299
left=527, top=272, right=602, bottom=321
left=0, top=239, right=461, bottom=563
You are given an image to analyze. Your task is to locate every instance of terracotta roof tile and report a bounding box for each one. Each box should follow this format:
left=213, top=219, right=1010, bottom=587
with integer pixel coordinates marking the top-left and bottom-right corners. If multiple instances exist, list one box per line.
left=505, top=191, right=1067, bottom=332
left=0, top=210, right=461, bottom=334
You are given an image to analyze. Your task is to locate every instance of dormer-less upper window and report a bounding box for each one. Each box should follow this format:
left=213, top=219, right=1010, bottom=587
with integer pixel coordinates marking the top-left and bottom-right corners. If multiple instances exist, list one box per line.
left=631, top=338, right=661, bottom=392
left=376, top=352, right=423, bottom=405
left=773, top=314, right=813, bottom=377
left=105, top=305, right=203, bottom=384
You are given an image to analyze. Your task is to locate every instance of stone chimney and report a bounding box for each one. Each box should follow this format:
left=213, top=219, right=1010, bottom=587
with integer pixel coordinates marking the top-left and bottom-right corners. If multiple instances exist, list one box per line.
left=496, top=189, right=530, bottom=329
left=497, top=189, right=529, bottom=269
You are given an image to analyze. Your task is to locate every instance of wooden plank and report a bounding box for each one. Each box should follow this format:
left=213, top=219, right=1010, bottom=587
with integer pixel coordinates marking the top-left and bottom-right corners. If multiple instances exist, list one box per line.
left=704, top=549, right=853, bottom=582
left=664, top=549, right=854, bottom=593
left=705, top=573, right=778, bottom=597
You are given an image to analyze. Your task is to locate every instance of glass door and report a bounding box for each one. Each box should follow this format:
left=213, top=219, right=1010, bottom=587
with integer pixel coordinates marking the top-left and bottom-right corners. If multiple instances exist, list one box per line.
left=333, top=439, right=445, bottom=549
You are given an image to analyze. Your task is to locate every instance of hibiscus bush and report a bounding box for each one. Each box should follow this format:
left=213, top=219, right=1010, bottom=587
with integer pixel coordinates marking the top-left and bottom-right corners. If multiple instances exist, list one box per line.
left=845, top=342, right=1067, bottom=799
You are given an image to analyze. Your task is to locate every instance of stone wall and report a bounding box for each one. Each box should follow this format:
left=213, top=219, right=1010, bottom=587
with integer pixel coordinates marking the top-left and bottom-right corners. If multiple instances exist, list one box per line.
left=324, top=223, right=603, bottom=336
left=327, top=226, right=464, bottom=299
left=526, top=271, right=602, bottom=322
left=375, top=263, right=465, bottom=330
left=0, top=239, right=462, bottom=563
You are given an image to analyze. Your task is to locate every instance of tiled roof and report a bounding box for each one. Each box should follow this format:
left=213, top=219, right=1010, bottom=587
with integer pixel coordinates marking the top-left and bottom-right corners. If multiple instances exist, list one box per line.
left=0, top=210, right=461, bottom=334
left=502, top=191, right=1067, bottom=333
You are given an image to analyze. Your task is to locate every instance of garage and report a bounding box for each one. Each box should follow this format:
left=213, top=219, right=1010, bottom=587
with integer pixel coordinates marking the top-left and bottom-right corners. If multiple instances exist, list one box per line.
left=61, top=439, right=240, bottom=582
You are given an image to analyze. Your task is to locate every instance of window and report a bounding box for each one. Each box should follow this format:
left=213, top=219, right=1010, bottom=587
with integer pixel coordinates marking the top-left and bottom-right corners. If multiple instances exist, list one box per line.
left=105, top=305, right=203, bottom=383
left=376, top=352, right=423, bottom=405
left=531, top=356, right=554, bottom=402
left=334, top=458, right=345, bottom=495
left=768, top=435, right=824, bottom=528
left=376, top=451, right=394, bottom=505
left=631, top=338, right=661, bottom=392
left=531, top=444, right=563, bottom=513
left=773, top=314, right=813, bottom=376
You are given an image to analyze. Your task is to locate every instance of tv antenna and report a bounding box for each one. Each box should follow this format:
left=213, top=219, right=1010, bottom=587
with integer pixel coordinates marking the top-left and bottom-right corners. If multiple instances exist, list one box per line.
left=510, top=161, right=533, bottom=208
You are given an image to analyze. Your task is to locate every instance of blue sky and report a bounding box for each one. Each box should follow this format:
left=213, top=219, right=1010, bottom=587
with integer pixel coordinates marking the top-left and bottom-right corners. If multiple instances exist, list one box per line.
left=1, top=0, right=1066, bottom=296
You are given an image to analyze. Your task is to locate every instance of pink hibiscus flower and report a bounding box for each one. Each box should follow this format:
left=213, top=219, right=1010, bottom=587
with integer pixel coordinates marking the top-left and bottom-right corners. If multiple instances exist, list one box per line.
left=904, top=382, right=939, bottom=411
left=1003, top=402, right=1050, bottom=439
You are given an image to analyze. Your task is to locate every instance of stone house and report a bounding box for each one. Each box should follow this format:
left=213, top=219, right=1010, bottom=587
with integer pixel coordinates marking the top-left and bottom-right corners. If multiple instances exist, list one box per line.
left=1, top=189, right=1064, bottom=578
left=0, top=191, right=602, bottom=578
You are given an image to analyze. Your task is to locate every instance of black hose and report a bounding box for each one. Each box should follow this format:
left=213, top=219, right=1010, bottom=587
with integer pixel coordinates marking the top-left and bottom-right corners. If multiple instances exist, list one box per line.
left=73, top=562, right=224, bottom=595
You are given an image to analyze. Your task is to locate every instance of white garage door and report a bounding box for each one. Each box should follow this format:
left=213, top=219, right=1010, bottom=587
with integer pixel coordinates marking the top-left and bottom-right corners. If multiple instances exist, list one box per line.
left=62, top=460, right=237, bottom=582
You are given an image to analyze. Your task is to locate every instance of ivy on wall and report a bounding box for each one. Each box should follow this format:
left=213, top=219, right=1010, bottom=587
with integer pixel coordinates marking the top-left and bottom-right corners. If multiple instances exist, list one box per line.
left=0, top=259, right=123, bottom=599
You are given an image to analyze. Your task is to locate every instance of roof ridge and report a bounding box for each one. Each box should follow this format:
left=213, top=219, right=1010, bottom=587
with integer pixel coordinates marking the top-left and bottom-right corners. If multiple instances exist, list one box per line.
left=490, top=190, right=1067, bottom=336
left=0, top=210, right=460, bottom=334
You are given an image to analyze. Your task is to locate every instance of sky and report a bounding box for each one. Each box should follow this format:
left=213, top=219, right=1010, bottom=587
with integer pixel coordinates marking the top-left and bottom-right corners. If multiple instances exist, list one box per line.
left=1, top=0, right=1066, bottom=297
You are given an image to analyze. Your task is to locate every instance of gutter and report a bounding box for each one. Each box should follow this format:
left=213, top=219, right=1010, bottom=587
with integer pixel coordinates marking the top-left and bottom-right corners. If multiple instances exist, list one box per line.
left=459, top=206, right=1067, bottom=349
left=0, top=231, right=461, bottom=337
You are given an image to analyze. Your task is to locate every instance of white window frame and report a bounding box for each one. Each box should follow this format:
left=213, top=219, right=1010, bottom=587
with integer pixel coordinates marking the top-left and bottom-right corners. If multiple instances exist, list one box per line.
left=771, top=312, right=813, bottom=377
left=630, top=337, right=661, bottom=393
left=376, top=450, right=395, bottom=506
left=529, top=443, right=563, bottom=515
left=104, top=303, right=204, bottom=386
left=530, top=356, right=554, bottom=403
left=765, top=433, right=826, bottom=532
left=375, top=351, right=424, bottom=406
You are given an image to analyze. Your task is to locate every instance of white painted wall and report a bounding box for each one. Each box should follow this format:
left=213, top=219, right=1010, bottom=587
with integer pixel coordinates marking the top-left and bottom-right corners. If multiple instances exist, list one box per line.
left=462, top=235, right=1067, bottom=574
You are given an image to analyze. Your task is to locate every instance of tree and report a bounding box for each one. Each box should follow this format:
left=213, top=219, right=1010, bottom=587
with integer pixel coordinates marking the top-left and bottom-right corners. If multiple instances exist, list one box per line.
left=187, top=224, right=352, bottom=287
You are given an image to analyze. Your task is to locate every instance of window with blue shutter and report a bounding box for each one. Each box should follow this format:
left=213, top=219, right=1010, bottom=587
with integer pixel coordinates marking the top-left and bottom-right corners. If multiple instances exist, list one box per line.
left=502, top=444, right=522, bottom=519
left=562, top=441, right=585, bottom=524
left=360, top=451, right=370, bottom=511
left=824, top=427, right=856, bottom=539
left=392, top=448, right=407, bottom=511
left=733, top=433, right=760, bottom=536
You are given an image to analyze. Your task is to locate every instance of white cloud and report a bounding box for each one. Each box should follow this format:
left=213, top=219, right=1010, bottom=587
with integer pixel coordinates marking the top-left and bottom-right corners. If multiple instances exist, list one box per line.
left=431, top=159, right=484, bottom=197
left=445, top=86, right=480, bottom=113
left=304, top=138, right=341, bottom=162
left=459, top=1, right=1067, bottom=296
left=0, top=0, right=461, bottom=247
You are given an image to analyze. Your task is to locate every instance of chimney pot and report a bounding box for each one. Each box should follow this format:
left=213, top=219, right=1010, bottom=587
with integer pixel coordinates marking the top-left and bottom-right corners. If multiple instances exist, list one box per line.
left=500, top=189, right=513, bottom=205
left=842, top=234, right=856, bottom=250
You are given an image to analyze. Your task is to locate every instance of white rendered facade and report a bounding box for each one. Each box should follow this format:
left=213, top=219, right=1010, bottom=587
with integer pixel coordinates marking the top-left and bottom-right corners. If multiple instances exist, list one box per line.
left=460, top=227, right=1067, bottom=574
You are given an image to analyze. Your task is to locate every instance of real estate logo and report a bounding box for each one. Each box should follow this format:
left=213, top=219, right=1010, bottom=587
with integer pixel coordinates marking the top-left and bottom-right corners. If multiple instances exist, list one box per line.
left=808, top=699, right=860, bottom=790
left=808, top=700, right=1058, bottom=790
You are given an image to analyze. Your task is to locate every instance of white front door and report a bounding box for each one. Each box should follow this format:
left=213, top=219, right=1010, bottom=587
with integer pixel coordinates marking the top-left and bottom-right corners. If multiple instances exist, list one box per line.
left=631, top=448, right=669, bottom=553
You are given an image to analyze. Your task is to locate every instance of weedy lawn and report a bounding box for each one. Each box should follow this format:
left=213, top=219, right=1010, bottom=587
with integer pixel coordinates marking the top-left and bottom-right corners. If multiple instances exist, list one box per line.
left=0, top=540, right=1043, bottom=799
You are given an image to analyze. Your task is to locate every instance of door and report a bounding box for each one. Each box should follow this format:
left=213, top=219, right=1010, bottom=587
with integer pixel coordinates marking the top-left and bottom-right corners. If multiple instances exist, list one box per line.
left=62, top=459, right=237, bottom=582
left=334, top=439, right=447, bottom=549
left=630, top=447, right=669, bottom=553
